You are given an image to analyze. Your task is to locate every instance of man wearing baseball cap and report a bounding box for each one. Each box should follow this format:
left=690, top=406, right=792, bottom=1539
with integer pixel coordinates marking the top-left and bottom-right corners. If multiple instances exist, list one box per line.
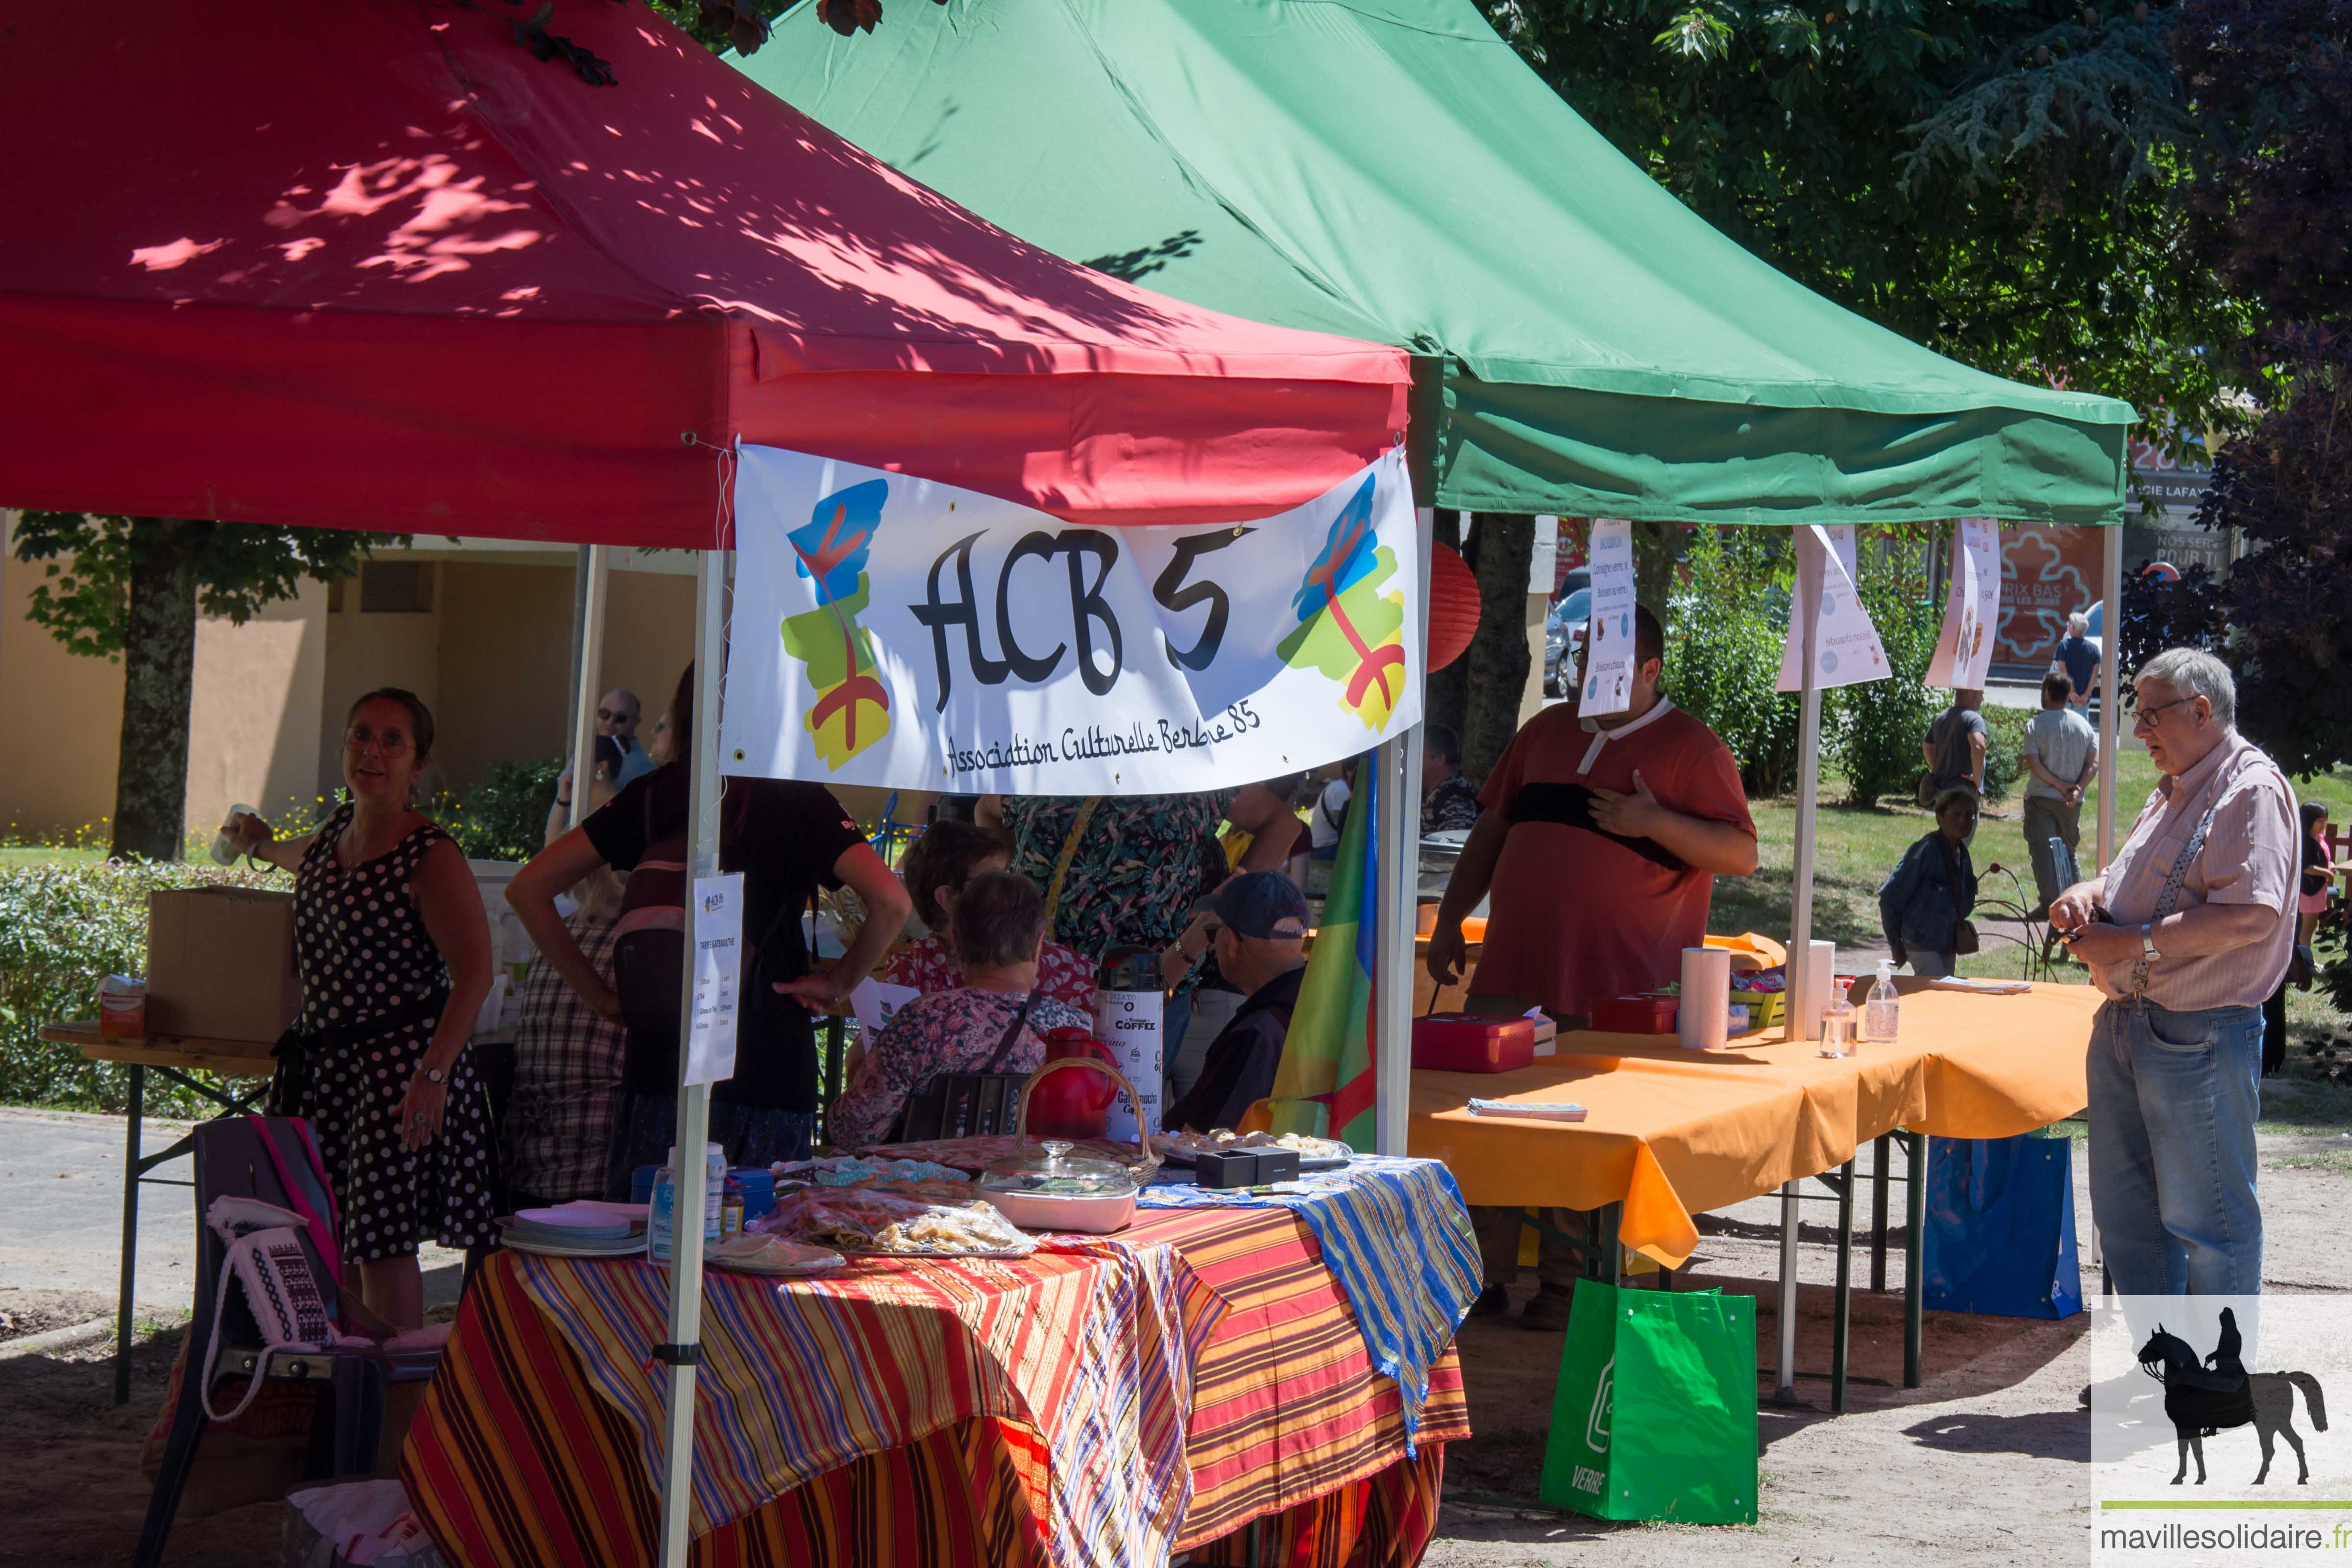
left=1161, top=872, right=1312, bottom=1134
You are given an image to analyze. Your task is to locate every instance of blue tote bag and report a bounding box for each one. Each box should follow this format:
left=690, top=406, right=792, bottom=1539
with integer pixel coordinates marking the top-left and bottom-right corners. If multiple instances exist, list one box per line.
left=1923, top=1133, right=2083, bottom=1320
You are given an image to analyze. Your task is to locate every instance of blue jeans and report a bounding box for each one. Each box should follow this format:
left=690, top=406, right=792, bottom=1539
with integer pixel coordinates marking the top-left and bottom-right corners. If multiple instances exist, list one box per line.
left=2086, top=998, right=2264, bottom=1296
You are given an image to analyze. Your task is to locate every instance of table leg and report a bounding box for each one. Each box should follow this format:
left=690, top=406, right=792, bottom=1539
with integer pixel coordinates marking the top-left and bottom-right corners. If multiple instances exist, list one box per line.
left=116, top=1063, right=144, bottom=1407
left=1594, top=1203, right=1621, bottom=1287
left=1773, top=1180, right=1800, bottom=1404
left=1904, top=1131, right=1927, bottom=1389
left=1870, top=1132, right=1891, bottom=1294
left=1832, top=1158, right=1854, bottom=1415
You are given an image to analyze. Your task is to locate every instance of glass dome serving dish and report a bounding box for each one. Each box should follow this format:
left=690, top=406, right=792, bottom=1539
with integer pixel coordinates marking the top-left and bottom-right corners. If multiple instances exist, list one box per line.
left=978, top=1059, right=1147, bottom=1233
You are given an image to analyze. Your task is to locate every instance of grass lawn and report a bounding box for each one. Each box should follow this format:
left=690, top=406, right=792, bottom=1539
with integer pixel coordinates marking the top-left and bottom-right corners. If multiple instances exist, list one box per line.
left=0, top=844, right=106, bottom=869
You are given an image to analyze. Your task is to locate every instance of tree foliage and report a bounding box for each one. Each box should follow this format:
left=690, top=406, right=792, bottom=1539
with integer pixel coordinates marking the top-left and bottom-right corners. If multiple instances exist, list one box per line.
left=9, top=514, right=390, bottom=660
left=1486, top=0, right=2249, bottom=459
left=1665, top=528, right=1802, bottom=796
left=2167, top=0, right=2352, bottom=776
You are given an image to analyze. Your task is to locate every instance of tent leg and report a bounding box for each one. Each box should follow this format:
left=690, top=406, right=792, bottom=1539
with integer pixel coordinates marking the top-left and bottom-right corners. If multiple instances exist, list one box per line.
left=656, top=545, right=730, bottom=1568
left=1371, top=506, right=1432, bottom=1157
left=2097, top=527, right=2121, bottom=868
left=1772, top=1180, right=1802, bottom=1404
left=567, top=545, right=612, bottom=830
left=1786, top=528, right=1822, bottom=1039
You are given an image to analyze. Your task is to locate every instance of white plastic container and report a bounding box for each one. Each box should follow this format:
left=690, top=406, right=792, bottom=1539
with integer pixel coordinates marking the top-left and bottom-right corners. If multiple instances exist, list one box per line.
left=647, top=1142, right=727, bottom=1263
left=1865, top=961, right=1902, bottom=1044
left=209, top=803, right=259, bottom=867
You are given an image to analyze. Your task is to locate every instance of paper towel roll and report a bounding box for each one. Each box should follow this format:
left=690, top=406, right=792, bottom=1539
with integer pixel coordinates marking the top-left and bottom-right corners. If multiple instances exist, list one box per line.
left=1797, top=939, right=1836, bottom=1040
left=1678, top=947, right=1731, bottom=1050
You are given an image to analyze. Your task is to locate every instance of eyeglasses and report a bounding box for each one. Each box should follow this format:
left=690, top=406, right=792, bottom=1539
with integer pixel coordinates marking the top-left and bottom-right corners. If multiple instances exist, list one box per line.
left=344, top=723, right=411, bottom=757
left=597, top=707, right=637, bottom=724
left=2133, top=695, right=2199, bottom=730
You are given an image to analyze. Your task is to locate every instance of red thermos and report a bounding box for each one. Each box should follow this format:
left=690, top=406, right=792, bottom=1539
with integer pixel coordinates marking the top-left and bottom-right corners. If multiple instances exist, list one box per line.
left=1022, top=1028, right=1121, bottom=1139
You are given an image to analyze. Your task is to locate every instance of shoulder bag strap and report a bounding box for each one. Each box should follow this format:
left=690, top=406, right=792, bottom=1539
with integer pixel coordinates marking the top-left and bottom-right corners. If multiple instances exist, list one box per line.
left=980, top=988, right=1042, bottom=1074
left=2130, top=750, right=2265, bottom=1000
left=1041, top=798, right=1102, bottom=943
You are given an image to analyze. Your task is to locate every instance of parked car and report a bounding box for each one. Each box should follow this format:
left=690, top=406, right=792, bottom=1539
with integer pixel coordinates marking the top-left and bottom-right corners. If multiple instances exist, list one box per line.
left=1544, top=587, right=1591, bottom=697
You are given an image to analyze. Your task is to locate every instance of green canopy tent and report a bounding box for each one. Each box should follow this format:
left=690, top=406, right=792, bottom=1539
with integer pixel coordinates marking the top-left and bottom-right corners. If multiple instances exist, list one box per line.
left=743, top=0, right=2132, bottom=529
left=745, top=0, right=2135, bottom=1396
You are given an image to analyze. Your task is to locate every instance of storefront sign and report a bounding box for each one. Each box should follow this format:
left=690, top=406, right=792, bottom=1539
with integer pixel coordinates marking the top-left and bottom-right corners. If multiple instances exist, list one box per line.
left=1775, top=525, right=1887, bottom=691
left=720, top=444, right=1421, bottom=794
left=1580, top=518, right=1638, bottom=715
left=1927, top=518, right=2003, bottom=690
left=1997, top=524, right=2102, bottom=667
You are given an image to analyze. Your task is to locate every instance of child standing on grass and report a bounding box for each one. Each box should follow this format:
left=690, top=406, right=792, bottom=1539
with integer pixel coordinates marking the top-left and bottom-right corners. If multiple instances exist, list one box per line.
left=1880, top=787, right=1982, bottom=980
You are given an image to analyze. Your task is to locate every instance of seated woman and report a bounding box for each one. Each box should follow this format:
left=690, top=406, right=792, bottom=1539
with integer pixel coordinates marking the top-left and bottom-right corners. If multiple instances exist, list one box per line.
left=885, top=820, right=1095, bottom=1013
left=1878, top=786, right=1981, bottom=980
left=830, top=870, right=1092, bottom=1150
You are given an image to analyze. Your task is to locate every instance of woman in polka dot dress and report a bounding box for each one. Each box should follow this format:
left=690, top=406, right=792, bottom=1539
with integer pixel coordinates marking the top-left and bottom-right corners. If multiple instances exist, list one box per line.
left=225, top=688, right=495, bottom=1330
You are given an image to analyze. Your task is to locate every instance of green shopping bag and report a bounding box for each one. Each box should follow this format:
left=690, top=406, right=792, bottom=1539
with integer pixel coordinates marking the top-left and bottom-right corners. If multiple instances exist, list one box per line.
left=1539, top=1282, right=1758, bottom=1524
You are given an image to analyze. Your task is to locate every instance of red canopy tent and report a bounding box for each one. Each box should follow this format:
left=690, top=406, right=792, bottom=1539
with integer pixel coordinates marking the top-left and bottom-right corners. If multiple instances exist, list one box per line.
left=0, top=0, right=1407, bottom=539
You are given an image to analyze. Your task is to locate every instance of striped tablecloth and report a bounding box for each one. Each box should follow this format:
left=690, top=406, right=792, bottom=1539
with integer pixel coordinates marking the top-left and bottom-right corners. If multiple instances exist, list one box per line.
left=1136, top=1155, right=1478, bottom=1452
left=405, top=1205, right=1469, bottom=1568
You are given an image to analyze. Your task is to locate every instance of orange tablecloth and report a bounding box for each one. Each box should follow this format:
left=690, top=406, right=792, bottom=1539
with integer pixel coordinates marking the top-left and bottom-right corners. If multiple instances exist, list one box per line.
left=1410, top=980, right=2102, bottom=1266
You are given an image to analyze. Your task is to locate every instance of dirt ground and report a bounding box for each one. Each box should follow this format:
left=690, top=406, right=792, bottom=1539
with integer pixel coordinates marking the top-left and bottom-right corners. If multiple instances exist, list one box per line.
left=2, top=1109, right=2345, bottom=1566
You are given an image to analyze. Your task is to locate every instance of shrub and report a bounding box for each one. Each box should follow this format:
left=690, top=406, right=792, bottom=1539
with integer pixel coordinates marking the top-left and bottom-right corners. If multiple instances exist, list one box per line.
left=433, top=757, right=564, bottom=863
left=0, top=859, right=279, bottom=1114
left=1664, top=530, right=1804, bottom=797
left=1827, top=539, right=1946, bottom=807
left=1981, top=705, right=2029, bottom=803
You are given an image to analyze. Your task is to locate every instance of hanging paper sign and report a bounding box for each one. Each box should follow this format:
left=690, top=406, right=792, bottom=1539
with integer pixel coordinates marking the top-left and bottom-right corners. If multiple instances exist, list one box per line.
left=1927, top=518, right=2004, bottom=689
left=720, top=445, right=1420, bottom=794
left=684, top=873, right=745, bottom=1086
left=1775, top=525, right=1888, bottom=692
left=1581, top=518, right=1637, bottom=716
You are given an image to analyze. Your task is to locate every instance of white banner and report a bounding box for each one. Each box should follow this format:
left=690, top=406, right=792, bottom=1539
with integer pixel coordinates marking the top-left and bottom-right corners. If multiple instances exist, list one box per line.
left=720, top=445, right=1421, bottom=794
left=1927, top=518, right=2003, bottom=689
left=1776, top=525, right=1889, bottom=692
left=1580, top=518, right=1637, bottom=716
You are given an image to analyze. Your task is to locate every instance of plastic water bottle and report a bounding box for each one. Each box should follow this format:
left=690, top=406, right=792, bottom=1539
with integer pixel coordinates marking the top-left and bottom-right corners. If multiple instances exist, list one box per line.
left=648, top=1163, right=679, bottom=1262
left=1865, top=961, right=1901, bottom=1045
left=209, top=803, right=259, bottom=866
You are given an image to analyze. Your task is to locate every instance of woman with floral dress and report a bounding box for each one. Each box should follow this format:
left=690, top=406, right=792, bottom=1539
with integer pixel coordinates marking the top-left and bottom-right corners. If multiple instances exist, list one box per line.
left=225, top=688, right=495, bottom=1331
left=830, top=870, right=1090, bottom=1151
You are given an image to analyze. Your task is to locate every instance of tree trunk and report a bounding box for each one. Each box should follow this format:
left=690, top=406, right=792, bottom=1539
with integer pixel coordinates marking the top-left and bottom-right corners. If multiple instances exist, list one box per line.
left=1632, top=520, right=1682, bottom=616
left=111, top=524, right=201, bottom=861
left=1461, top=512, right=1534, bottom=787
left=1424, top=509, right=1469, bottom=741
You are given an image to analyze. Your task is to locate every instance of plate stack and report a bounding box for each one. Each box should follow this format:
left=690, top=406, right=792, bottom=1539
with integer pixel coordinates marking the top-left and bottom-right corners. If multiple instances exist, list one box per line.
left=498, top=1203, right=648, bottom=1259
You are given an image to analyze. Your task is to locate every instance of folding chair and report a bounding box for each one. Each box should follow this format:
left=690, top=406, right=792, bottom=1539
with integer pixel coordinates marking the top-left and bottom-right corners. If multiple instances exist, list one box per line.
left=136, top=1116, right=440, bottom=1568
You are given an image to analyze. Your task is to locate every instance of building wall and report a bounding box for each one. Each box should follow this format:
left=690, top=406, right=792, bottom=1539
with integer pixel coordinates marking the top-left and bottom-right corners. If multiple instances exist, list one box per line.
left=597, top=569, right=698, bottom=730
left=434, top=563, right=576, bottom=790
left=319, top=565, right=443, bottom=800
left=0, top=519, right=128, bottom=840
left=186, top=580, right=329, bottom=833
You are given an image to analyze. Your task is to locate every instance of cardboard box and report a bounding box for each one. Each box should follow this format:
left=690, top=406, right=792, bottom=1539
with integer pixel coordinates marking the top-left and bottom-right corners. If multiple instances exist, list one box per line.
left=146, top=887, right=301, bottom=1044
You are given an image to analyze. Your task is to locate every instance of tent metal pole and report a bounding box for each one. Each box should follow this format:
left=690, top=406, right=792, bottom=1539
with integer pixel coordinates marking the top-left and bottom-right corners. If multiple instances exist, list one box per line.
left=567, top=545, right=612, bottom=830
left=1785, top=528, right=1821, bottom=1043
left=1372, top=508, right=1434, bottom=1156
left=2097, top=526, right=2122, bottom=867
left=1775, top=1179, right=1801, bottom=1403
left=656, top=545, right=729, bottom=1568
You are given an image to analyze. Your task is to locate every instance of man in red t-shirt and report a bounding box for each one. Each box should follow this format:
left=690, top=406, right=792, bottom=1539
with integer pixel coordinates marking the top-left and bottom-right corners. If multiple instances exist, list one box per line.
left=1429, top=605, right=1757, bottom=1327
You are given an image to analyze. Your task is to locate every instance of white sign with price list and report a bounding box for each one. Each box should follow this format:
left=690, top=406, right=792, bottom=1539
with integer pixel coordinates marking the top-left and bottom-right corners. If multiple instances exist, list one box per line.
left=1580, top=518, right=1638, bottom=716
left=684, top=873, right=745, bottom=1085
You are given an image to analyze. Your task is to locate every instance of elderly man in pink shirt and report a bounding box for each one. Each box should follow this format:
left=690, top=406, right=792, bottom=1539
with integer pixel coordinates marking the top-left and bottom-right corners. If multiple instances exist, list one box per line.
left=2052, top=648, right=2299, bottom=1297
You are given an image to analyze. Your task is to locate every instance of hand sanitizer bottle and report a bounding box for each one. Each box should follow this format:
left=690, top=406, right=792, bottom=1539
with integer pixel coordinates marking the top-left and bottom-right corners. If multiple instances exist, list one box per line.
left=1865, top=961, right=1901, bottom=1045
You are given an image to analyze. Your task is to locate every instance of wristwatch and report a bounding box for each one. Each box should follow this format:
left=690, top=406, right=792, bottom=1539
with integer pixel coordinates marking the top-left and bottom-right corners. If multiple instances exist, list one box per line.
left=422, top=1065, right=447, bottom=1085
left=2139, top=923, right=2157, bottom=958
